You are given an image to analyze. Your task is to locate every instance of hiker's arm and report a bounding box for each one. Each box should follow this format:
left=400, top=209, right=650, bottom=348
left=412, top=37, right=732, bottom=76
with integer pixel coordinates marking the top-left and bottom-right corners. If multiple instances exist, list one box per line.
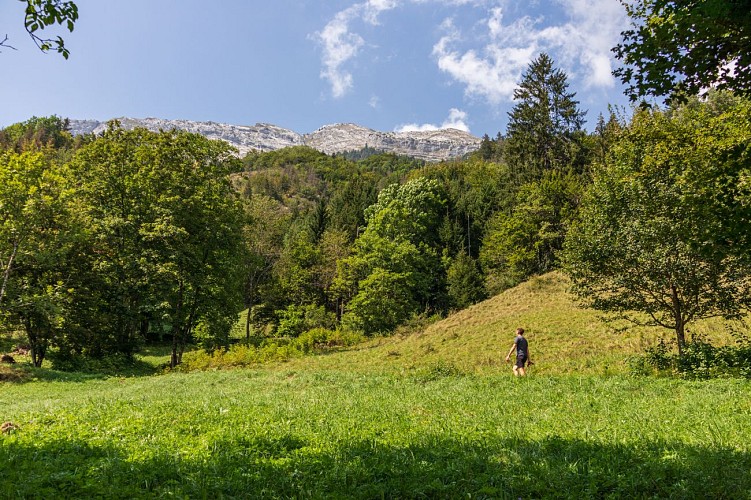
left=505, top=344, right=516, bottom=362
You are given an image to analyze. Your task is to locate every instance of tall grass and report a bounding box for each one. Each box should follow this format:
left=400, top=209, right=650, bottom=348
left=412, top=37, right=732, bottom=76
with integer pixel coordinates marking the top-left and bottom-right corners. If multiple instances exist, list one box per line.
left=2, top=370, right=749, bottom=498
left=2, top=272, right=749, bottom=497
left=280, top=272, right=743, bottom=377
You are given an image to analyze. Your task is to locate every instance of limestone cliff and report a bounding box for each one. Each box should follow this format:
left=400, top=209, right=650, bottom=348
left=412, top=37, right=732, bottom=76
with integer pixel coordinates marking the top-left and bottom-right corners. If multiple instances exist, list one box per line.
left=69, top=118, right=480, bottom=162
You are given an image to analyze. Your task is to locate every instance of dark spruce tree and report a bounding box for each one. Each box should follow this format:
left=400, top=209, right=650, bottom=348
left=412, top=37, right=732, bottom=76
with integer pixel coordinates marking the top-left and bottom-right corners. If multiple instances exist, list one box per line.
left=504, top=53, right=586, bottom=183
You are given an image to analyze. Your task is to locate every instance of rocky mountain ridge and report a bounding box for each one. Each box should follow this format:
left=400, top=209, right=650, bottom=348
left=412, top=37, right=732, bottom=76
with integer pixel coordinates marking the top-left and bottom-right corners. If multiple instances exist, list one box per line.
left=68, top=118, right=481, bottom=162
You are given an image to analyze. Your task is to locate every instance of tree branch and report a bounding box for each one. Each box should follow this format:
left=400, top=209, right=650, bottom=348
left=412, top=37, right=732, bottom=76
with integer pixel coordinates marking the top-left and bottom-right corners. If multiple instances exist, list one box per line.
left=0, top=34, right=18, bottom=52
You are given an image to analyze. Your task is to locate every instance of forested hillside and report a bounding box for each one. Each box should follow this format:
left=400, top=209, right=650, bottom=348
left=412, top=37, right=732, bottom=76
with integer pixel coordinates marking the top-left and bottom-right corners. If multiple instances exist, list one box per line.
left=2, top=55, right=750, bottom=377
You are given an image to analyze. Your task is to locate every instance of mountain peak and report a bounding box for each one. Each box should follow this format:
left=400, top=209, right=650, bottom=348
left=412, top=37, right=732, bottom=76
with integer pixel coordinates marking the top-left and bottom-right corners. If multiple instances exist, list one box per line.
left=68, top=118, right=481, bottom=162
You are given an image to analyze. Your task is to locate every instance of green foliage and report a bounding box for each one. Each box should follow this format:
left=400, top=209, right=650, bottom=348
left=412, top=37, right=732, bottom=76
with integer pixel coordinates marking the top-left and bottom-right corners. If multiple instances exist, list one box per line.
left=241, top=146, right=339, bottom=207
left=20, top=0, right=79, bottom=58
left=342, top=268, right=418, bottom=335
left=634, top=333, right=751, bottom=379
left=240, top=194, right=289, bottom=337
left=481, top=170, right=583, bottom=293
left=275, top=304, right=335, bottom=338
left=178, top=327, right=365, bottom=370
left=327, top=173, right=378, bottom=241
left=241, top=147, right=420, bottom=243
left=474, top=133, right=505, bottom=162
left=504, top=53, right=587, bottom=181
left=274, top=223, right=321, bottom=305
left=0, top=115, right=76, bottom=153
left=335, top=144, right=385, bottom=160
left=362, top=177, right=446, bottom=246
left=46, top=351, right=149, bottom=374
left=335, top=178, right=448, bottom=335
left=446, top=251, right=486, bottom=310
left=564, top=93, right=751, bottom=353
left=614, top=0, right=751, bottom=102
left=424, top=159, right=514, bottom=258
left=69, top=125, right=246, bottom=366
left=0, top=151, right=80, bottom=366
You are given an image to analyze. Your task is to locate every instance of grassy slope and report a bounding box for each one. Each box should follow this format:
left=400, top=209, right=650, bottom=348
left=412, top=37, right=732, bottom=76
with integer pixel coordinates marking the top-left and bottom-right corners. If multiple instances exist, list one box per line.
left=2, top=273, right=750, bottom=497
left=284, top=272, right=736, bottom=376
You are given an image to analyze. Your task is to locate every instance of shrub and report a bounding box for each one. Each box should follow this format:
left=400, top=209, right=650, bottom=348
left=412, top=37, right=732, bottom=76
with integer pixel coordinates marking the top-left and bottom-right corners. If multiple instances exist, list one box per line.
left=632, top=332, right=751, bottom=379
left=411, top=361, right=463, bottom=383
left=176, top=327, right=365, bottom=372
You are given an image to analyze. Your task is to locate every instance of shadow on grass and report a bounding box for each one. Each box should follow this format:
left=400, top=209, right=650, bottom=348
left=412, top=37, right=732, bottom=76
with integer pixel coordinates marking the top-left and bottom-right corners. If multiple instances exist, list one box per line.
left=1, top=356, right=163, bottom=384
left=1, top=434, right=748, bottom=498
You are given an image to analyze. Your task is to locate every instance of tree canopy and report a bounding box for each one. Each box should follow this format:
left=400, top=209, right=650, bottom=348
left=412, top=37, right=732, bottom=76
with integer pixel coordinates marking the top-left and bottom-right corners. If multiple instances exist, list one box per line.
left=563, top=93, right=751, bottom=354
left=614, top=0, right=751, bottom=102
left=504, top=53, right=586, bottom=181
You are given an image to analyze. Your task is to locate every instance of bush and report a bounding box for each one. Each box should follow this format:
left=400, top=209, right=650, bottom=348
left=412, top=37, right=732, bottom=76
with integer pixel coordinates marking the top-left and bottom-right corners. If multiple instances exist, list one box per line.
left=275, top=305, right=336, bottom=338
left=48, top=351, right=141, bottom=375
left=176, top=327, right=365, bottom=372
left=632, top=332, right=751, bottom=379
left=645, top=338, right=672, bottom=371
left=411, top=361, right=463, bottom=383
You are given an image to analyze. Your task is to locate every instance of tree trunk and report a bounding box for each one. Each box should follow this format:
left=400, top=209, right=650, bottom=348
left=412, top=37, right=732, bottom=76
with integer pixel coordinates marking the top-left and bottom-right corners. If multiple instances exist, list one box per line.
left=179, top=288, right=201, bottom=365
left=170, top=282, right=184, bottom=369
left=675, top=318, right=686, bottom=359
left=245, top=291, right=254, bottom=340
left=670, top=282, right=686, bottom=358
left=0, top=239, right=19, bottom=307
left=24, top=316, right=45, bottom=368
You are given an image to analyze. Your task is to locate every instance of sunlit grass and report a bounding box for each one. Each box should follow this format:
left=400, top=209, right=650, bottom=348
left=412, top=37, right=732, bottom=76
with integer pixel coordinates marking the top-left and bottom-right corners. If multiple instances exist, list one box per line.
left=282, top=272, right=742, bottom=377
left=2, top=369, right=749, bottom=498
left=2, top=273, right=750, bottom=497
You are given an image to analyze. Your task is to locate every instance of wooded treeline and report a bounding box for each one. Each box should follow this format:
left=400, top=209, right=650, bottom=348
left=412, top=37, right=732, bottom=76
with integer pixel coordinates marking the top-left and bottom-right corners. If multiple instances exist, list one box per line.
left=2, top=53, right=750, bottom=368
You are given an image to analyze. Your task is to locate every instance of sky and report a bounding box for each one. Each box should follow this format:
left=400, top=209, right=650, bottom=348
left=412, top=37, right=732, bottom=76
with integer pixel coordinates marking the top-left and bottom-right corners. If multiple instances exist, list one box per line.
left=0, top=0, right=633, bottom=138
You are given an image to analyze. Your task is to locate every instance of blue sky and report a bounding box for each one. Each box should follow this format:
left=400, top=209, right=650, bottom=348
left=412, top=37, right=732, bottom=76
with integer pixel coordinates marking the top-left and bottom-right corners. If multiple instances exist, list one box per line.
left=0, top=0, right=632, bottom=137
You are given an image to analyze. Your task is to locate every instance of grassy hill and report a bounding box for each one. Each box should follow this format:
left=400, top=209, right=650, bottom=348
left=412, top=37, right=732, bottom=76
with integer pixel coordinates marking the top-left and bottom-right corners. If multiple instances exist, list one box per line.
left=283, top=272, right=736, bottom=376
left=1, top=271, right=739, bottom=381
left=2, top=273, right=750, bottom=498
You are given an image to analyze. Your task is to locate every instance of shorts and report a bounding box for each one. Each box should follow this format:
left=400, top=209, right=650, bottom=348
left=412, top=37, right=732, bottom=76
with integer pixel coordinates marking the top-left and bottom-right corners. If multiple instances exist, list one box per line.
left=515, top=355, right=528, bottom=368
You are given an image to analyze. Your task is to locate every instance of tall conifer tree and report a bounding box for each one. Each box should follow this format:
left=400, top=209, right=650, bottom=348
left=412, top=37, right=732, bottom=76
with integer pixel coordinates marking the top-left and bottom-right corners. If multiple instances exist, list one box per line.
left=504, top=53, right=586, bottom=182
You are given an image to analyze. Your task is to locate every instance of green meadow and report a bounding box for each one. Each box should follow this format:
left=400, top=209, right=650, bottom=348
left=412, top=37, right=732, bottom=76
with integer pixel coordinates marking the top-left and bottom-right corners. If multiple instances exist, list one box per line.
left=2, top=274, right=750, bottom=498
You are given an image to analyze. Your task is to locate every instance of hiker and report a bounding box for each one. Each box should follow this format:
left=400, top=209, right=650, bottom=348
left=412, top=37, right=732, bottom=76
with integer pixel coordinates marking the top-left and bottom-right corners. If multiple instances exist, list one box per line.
left=505, top=327, right=532, bottom=376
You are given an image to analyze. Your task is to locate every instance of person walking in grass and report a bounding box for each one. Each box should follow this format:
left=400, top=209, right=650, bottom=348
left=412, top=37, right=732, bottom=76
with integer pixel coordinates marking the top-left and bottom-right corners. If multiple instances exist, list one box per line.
left=505, top=327, right=532, bottom=376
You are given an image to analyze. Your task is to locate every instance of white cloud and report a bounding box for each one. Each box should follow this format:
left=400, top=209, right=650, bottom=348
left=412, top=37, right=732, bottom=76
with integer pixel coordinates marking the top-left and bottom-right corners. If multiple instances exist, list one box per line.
left=314, top=1, right=399, bottom=98
left=315, top=0, right=627, bottom=101
left=558, top=0, right=629, bottom=88
left=432, top=0, right=629, bottom=104
left=433, top=14, right=538, bottom=104
left=369, top=95, right=380, bottom=108
left=395, top=108, right=471, bottom=133
left=315, top=0, right=488, bottom=98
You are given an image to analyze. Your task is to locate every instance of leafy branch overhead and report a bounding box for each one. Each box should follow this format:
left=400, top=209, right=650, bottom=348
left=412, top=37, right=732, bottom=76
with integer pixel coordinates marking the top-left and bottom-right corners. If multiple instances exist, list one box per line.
left=24, top=0, right=78, bottom=58
left=614, top=0, right=751, bottom=102
left=1, top=0, right=79, bottom=58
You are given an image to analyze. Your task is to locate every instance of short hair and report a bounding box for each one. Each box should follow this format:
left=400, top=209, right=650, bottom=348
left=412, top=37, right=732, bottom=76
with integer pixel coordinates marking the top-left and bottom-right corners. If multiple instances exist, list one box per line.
left=516, top=327, right=524, bottom=335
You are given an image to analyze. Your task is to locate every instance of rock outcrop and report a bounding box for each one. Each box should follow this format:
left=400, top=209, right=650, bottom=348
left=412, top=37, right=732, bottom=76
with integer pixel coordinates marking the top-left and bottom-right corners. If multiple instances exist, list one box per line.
left=69, top=118, right=480, bottom=162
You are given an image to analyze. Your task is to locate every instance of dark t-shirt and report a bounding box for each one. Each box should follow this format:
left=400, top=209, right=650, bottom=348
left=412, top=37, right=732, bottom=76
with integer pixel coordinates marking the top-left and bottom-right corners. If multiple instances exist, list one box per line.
left=514, top=335, right=528, bottom=358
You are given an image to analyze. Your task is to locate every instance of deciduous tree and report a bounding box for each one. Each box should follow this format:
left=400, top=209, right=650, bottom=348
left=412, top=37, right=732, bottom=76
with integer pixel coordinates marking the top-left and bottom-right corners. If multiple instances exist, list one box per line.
left=614, top=0, right=751, bottom=102
left=2, top=0, right=79, bottom=58
left=0, top=151, right=79, bottom=366
left=563, top=94, right=751, bottom=355
left=71, top=125, right=245, bottom=366
left=334, top=178, right=447, bottom=334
